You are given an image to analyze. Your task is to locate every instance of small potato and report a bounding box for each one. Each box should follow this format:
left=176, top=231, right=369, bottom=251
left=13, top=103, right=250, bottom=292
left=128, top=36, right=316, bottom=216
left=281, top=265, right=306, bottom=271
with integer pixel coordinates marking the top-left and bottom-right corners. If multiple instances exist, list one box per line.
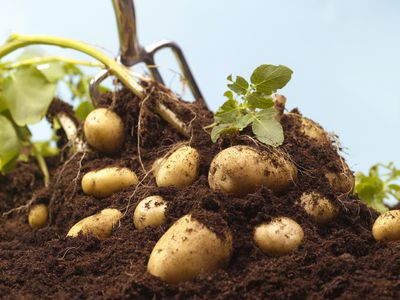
left=134, top=196, right=167, bottom=230
left=154, top=146, right=200, bottom=188
left=254, top=217, right=304, bottom=256
left=300, top=117, right=330, bottom=145
left=67, top=208, right=122, bottom=239
left=147, top=214, right=232, bottom=283
left=325, top=166, right=355, bottom=194
left=84, top=108, right=124, bottom=154
left=372, top=210, right=400, bottom=241
left=300, top=191, right=338, bottom=224
left=28, top=204, right=48, bottom=229
left=82, top=167, right=138, bottom=198
left=208, top=145, right=297, bottom=197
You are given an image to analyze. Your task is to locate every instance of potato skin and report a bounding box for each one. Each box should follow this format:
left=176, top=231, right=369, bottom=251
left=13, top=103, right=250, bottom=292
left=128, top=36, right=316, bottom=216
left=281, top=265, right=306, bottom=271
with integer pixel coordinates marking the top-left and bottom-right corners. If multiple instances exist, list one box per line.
left=254, top=217, right=304, bottom=256
left=372, top=210, right=400, bottom=241
left=147, top=214, right=232, bottom=283
left=300, top=192, right=338, bottom=225
left=154, top=146, right=200, bottom=188
left=134, top=196, right=167, bottom=230
left=28, top=204, right=48, bottom=229
left=325, top=167, right=355, bottom=194
left=208, top=145, right=297, bottom=197
left=67, top=208, right=122, bottom=239
left=82, top=167, right=138, bottom=198
left=84, top=108, right=124, bottom=154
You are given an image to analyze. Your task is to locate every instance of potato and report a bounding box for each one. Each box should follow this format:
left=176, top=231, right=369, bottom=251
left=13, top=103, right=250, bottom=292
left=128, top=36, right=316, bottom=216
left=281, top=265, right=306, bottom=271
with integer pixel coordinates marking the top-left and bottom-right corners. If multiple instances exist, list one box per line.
left=67, top=208, right=122, bottom=239
left=300, top=191, right=338, bottom=224
left=82, top=167, right=138, bottom=198
left=134, top=196, right=167, bottom=230
left=208, top=145, right=297, bottom=197
left=28, top=204, right=48, bottom=229
left=147, top=214, right=232, bottom=283
left=254, top=217, right=304, bottom=256
left=372, top=210, right=400, bottom=241
left=325, top=166, right=354, bottom=193
left=154, top=146, right=200, bottom=188
left=84, top=108, right=124, bottom=154
left=300, top=117, right=330, bottom=144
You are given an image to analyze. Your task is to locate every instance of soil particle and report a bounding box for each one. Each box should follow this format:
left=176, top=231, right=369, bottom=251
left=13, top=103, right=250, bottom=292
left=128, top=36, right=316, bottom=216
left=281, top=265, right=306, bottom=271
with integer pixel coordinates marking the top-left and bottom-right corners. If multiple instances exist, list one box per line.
left=0, top=85, right=399, bottom=299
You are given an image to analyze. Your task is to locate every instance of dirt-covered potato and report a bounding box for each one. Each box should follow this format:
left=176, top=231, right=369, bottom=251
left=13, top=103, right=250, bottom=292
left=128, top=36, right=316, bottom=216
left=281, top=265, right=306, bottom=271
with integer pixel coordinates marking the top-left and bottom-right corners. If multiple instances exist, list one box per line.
left=28, top=204, right=48, bottom=229
left=153, top=146, right=200, bottom=188
left=325, top=166, right=354, bottom=194
left=67, top=208, right=122, bottom=239
left=208, top=145, right=297, bottom=197
left=84, top=108, right=124, bottom=154
left=147, top=214, right=232, bottom=283
left=300, top=191, right=338, bottom=224
left=254, top=217, right=304, bottom=256
left=134, top=196, right=167, bottom=230
left=372, top=210, right=400, bottom=241
left=82, top=167, right=138, bottom=198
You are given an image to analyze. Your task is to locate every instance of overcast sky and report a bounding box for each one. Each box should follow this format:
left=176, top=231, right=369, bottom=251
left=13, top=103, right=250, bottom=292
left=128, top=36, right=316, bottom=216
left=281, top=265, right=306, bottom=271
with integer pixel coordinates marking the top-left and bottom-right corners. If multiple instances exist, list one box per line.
left=1, top=0, right=399, bottom=172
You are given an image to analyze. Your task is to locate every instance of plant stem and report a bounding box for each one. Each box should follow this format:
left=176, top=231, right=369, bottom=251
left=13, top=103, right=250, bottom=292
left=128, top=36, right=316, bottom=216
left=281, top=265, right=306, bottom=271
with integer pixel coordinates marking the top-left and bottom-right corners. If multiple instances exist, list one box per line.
left=31, top=144, right=50, bottom=187
left=0, top=33, right=144, bottom=98
left=3, top=56, right=104, bottom=69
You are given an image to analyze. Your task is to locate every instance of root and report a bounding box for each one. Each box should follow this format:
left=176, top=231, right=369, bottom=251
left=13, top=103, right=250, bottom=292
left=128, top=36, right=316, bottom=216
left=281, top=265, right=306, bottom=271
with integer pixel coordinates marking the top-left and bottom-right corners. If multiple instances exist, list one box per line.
left=66, top=151, right=87, bottom=203
left=137, top=91, right=152, bottom=173
left=57, top=113, right=86, bottom=152
left=2, top=195, right=36, bottom=217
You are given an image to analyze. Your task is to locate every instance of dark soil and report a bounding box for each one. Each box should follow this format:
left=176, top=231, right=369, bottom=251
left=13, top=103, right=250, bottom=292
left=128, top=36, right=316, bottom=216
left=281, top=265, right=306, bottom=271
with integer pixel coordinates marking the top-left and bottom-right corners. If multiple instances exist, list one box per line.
left=1, top=83, right=399, bottom=299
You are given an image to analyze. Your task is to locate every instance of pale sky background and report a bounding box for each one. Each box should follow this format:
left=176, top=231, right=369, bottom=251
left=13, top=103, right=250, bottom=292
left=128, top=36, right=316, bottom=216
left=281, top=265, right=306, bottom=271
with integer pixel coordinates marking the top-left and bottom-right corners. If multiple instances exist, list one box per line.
left=0, top=0, right=399, bottom=173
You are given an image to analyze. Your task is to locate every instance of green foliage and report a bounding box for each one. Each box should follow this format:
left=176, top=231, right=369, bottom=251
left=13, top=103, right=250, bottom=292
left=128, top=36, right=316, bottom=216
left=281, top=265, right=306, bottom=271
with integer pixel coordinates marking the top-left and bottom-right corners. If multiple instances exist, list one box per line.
left=210, top=64, right=292, bottom=146
left=0, top=48, right=99, bottom=184
left=355, top=162, right=400, bottom=213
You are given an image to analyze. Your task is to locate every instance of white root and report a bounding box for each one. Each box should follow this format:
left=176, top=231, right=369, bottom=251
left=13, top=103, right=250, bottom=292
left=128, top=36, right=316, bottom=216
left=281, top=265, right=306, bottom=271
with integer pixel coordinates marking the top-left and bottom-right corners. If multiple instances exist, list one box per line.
left=56, top=112, right=86, bottom=152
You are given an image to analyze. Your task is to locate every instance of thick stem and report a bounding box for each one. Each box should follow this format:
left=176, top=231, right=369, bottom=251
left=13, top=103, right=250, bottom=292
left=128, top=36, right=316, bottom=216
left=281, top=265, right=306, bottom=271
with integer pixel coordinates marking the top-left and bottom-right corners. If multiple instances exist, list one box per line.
left=155, top=103, right=190, bottom=137
left=0, top=33, right=144, bottom=98
left=57, top=113, right=86, bottom=152
left=32, top=145, right=50, bottom=187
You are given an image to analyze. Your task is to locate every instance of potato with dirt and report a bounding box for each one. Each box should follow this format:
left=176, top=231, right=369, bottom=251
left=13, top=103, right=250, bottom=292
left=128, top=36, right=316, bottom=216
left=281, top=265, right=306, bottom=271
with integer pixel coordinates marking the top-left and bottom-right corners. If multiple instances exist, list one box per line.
left=28, top=204, right=48, bottom=229
left=147, top=214, right=232, bottom=283
left=208, top=145, right=297, bottom=196
left=286, top=113, right=330, bottom=145
left=134, top=195, right=167, bottom=230
left=300, top=191, right=338, bottom=224
left=153, top=146, right=200, bottom=188
left=254, top=217, right=304, bottom=256
left=325, top=166, right=355, bottom=194
left=372, top=210, right=400, bottom=241
left=67, top=208, right=122, bottom=239
left=84, top=108, right=124, bottom=154
left=82, top=167, right=138, bottom=198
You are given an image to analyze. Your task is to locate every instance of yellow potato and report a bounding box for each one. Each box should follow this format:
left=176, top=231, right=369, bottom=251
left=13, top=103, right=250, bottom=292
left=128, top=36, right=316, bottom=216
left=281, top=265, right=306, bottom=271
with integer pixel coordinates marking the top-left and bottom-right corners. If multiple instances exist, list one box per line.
left=325, top=166, right=354, bottom=194
left=147, top=214, right=232, bottom=283
left=300, top=191, right=338, bottom=224
left=208, top=145, right=297, bottom=196
left=300, top=117, right=330, bottom=144
left=372, top=210, right=400, bottom=241
left=154, top=146, right=200, bottom=188
left=84, top=108, right=124, bottom=154
left=82, top=167, right=138, bottom=198
left=254, top=217, right=304, bottom=256
left=67, top=208, right=122, bottom=239
left=134, top=196, right=167, bottom=230
left=28, top=204, right=48, bottom=229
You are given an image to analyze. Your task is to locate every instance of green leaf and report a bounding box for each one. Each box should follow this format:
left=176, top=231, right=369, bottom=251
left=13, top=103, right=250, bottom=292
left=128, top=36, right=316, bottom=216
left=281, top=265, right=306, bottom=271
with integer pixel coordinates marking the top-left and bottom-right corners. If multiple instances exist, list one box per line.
left=224, top=90, right=234, bottom=100
left=214, top=99, right=241, bottom=123
left=0, top=115, right=21, bottom=174
left=36, top=61, right=65, bottom=83
left=250, top=64, right=292, bottom=95
left=75, top=100, right=94, bottom=121
left=227, top=75, right=249, bottom=95
left=3, top=67, right=57, bottom=126
left=237, top=113, right=255, bottom=130
left=211, top=124, right=230, bottom=143
left=251, top=108, right=284, bottom=147
left=246, top=92, right=274, bottom=109
left=0, top=94, right=8, bottom=112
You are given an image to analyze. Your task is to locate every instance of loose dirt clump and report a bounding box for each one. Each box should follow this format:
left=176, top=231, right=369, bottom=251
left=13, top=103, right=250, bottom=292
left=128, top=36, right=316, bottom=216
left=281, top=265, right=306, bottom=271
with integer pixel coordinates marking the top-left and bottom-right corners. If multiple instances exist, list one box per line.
left=0, top=83, right=399, bottom=299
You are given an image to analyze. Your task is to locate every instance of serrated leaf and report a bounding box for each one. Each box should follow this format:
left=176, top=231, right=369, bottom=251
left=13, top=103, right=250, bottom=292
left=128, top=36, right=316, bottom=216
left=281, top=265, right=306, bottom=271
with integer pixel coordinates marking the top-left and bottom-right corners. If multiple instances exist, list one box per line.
left=3, top=67, right=57, bottom=126
left=251, top=108, right=284, bottom=147
left=75, top=100, right=94, bottom=121
left=227, top=75, right=249, bottom=95
left=247, top=92, right=274, bottom=109
left=250, top=64, right=292, bottom=95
